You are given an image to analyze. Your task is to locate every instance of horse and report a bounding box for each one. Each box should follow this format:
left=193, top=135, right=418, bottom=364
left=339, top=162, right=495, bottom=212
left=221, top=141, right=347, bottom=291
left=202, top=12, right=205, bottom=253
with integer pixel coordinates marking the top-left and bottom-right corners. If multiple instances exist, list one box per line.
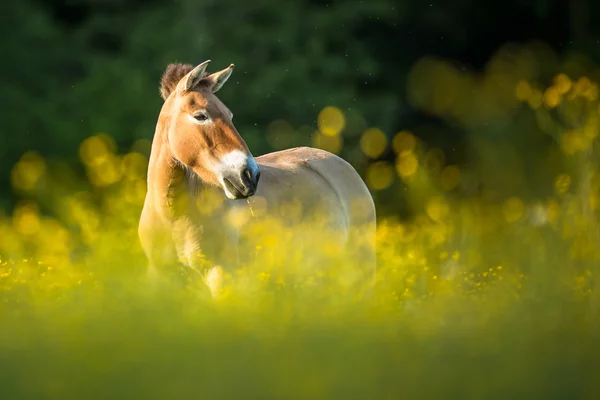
left=138, top=60, right=376, bottom=299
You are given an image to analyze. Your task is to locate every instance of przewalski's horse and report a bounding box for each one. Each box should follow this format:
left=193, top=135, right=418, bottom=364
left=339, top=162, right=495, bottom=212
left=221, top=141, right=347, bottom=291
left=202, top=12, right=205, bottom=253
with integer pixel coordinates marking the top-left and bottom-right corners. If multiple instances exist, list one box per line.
left=138, top=60, right=376, bottom=298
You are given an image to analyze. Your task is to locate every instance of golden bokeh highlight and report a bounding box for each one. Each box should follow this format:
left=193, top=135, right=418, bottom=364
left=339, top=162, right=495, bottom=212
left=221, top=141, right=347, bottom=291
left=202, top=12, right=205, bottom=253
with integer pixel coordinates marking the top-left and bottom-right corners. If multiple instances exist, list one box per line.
left=392, top=131, right=416, bottom=155
left=360, top=128, right=388, bottom=158
left=527, top=89, right=543, bottom=109
left=88, top=154, right=123, bottom=187
left=366, top=161, right=394, bottom=190
left=560, top=130, right=591, bottom=154
left=312, top=132, right=343, bottom=154
left=12, top=203, right=41, bottom=236
left=122, top=179, right=147, bottom=205
left=503, top=197, right=525, bottom=223
left=553, top=74, right=572, bottom=94
left=546, top=199, right=561, bottom=224
left=440, top=165, right=461, bottom=191
left=426, top=196, right=450, bottom=222
left=543, top=87, right=561, bottom=108
left=583, top=116, right=598, bottom=140
left=79, top=134, right=116, bottom=167
left=78, top=134, right=123, bottom=187
left=122, top=152, right=148, bottom=180
left=396, top=153, right=419, bottom=178
left=573, top=76, right=598, bottom=101
left=11, top=151, right=46, bottom=191
left=317, top=106, right=345, bottom=137
left=515, top=80, right=532, bottom=101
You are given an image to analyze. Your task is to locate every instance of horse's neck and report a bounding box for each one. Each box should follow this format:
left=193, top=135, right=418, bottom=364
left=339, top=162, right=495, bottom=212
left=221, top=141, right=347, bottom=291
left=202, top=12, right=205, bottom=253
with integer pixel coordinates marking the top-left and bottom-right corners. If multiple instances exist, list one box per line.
left=147, top=141, right=204, bottom=220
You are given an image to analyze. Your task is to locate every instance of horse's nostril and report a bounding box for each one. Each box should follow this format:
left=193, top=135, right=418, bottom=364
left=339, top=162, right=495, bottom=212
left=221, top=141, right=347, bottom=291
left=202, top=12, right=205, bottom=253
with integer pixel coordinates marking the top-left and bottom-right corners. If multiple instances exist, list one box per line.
left=243, top=168, right=252, bottom=182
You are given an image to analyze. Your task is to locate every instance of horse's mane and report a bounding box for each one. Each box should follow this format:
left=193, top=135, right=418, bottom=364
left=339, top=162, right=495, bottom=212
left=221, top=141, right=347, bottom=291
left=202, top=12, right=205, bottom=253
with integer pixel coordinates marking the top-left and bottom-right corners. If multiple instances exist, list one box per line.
left=160, top=63, right=210, bottom=101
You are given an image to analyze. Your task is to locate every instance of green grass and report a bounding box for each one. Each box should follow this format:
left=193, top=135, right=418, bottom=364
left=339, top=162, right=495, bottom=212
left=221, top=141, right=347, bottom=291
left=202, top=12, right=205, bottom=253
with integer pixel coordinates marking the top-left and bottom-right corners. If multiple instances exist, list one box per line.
left=3, top=66, right=600, bottom=398
left=1, top=189, right=599, bottom=399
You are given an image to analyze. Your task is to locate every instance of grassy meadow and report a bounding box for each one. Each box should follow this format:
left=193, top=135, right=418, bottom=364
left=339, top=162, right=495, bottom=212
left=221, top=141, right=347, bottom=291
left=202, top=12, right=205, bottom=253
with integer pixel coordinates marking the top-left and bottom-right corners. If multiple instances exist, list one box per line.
left=2, top=46, right=600, bottom=399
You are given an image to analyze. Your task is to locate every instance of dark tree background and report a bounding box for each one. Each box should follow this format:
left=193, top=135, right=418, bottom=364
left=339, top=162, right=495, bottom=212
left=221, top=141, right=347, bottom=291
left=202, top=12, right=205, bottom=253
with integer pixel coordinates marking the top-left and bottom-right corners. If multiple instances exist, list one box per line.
left=1, top=0, right=599, bottom=214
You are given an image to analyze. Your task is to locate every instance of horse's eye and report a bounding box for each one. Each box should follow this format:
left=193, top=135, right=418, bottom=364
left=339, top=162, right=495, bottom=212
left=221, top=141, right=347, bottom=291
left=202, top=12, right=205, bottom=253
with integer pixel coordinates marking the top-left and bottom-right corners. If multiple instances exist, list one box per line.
left=194, top=112, right=208, bottom=122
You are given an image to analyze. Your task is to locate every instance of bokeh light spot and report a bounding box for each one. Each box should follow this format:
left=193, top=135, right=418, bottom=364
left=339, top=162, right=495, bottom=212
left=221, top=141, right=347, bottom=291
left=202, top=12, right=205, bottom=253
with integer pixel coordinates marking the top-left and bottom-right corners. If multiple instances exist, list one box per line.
left=515, top=80, right=532, bottom=101
left=440, top=165, right=461, bottom=191
left=503, top=197, right=524, bottom=223
left=312, top=132, right=343, bottom=154
left=79, top=134, right=117, bottom=167
left=13, top=203, right=41, bottom=236
left=527, top=89, right=543, bottom=109
left=396, top=153, right=419, bottom=178
left=122, top=152, right=148, bottom=180
left=561, top=131, right=578, bottom=155
left=426, top=196, right=450, bottom=222
left=88, top=154, right=123, bottom=187
left=360, top=128, right=388, bottom=158
left=553, top=74, right=572, bottom=94
left=543, top=87, right=561, bottom=109
left=317, top=106, right=345, bottom=137
left=392, top=131, right=416, bottom=155
left=366, top=161, right=394, bottom=190
left=11, top=152, right=46, bottom=191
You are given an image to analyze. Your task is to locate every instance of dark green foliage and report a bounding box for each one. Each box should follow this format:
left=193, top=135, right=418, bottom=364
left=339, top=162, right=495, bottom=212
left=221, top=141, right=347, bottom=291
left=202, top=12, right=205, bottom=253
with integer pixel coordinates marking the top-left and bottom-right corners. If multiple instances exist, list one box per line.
left=1, top=0, right=599, bottom=213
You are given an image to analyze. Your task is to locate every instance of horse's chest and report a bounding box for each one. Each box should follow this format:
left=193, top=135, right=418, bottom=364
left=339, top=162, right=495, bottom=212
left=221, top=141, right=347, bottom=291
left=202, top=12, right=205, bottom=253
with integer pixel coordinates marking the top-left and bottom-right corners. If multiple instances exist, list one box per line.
left=170, top=212, right=241, bottom=267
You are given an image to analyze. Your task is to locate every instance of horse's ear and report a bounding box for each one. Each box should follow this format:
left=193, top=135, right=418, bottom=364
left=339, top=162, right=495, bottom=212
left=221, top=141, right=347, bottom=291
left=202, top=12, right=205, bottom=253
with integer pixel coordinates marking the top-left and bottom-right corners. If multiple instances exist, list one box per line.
left=203, top=64, right=234, bottom=93
left=160, top=63, right=194, bottom=101
left=181, top=60, right=211, bottom=94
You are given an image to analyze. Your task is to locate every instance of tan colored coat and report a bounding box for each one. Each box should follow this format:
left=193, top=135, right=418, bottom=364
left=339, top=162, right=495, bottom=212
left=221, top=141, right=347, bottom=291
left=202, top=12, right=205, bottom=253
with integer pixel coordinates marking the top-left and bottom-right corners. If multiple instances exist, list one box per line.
left=138, top=61, right=376, bottom=297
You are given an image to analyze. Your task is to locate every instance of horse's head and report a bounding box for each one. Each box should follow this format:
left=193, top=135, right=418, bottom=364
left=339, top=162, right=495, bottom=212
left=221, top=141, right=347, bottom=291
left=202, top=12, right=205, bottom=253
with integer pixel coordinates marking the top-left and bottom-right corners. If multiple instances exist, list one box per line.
left=158, top=60, right=260, bottom=200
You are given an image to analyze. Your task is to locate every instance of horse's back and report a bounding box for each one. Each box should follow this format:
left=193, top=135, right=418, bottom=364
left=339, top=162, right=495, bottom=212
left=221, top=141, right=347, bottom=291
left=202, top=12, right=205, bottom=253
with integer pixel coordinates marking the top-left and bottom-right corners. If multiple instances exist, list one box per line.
left=256, top=147, right=377, bottom=287
left=256, top=146, right=375, bottom=226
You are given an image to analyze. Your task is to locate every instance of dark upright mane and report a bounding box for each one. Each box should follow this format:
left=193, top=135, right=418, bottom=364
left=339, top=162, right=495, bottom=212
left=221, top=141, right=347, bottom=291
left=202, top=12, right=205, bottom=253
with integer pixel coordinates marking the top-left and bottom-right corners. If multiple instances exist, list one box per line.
left=160, top=63, right=197, bottom=100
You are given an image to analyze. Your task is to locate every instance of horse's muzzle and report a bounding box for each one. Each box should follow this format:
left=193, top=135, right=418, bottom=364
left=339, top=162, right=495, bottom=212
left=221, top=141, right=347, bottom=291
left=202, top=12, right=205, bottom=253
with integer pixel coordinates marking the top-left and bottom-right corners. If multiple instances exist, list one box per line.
left=222, top=166, right=260, bottom=199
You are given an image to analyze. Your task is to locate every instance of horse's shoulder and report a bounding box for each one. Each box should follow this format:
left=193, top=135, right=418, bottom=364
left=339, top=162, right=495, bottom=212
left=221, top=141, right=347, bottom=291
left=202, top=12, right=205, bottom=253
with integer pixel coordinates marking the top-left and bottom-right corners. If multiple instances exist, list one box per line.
left=257, top=146, right=343, bottom=169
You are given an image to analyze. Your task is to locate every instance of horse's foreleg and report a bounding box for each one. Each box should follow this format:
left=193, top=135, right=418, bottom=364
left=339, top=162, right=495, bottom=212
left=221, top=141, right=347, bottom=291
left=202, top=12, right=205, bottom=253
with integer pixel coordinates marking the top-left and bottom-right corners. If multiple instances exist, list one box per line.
left=202, top=265, right=224, bottom=299
left=198, top=226, right=240, bottom=299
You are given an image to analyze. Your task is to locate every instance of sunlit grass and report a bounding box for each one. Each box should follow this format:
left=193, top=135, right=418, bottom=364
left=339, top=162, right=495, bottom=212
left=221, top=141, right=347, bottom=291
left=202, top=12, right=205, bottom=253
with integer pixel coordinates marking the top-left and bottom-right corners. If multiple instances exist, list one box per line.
left=4, top=45, right=600, bottom=397
left=3, top=148, right=600, bottom=398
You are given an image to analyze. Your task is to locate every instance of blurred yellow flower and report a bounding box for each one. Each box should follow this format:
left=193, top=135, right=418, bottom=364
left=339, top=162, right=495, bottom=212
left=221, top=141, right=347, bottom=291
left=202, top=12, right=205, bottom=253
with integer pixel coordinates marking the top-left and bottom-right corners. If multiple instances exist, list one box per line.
left=553, top=73, right=572, bottom=94
left=440, top=165, right=461, bottom=191
left=543, top=87, right=561, bottom=108
left=366, top=161, right=394, bottom=190
left=360, top=128, right=388, bottom=158
left=396, top=153, right=419, bottom=178
left=312, top=132, right=343, bottom=154
left=426, top=196, right=450, bottom=222
left=317, top=106, right=345, bottom=137
left=502, top=197, right=524, bottom=223
left=392, top=131, right=416, bottom=155
left=515, top=80, right=532, bottom=101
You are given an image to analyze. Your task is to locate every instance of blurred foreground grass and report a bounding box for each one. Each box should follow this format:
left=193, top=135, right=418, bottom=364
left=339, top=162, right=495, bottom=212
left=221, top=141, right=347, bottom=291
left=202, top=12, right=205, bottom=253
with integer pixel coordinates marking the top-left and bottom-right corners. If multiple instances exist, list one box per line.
left=3, top=45, right=600, bottom=399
